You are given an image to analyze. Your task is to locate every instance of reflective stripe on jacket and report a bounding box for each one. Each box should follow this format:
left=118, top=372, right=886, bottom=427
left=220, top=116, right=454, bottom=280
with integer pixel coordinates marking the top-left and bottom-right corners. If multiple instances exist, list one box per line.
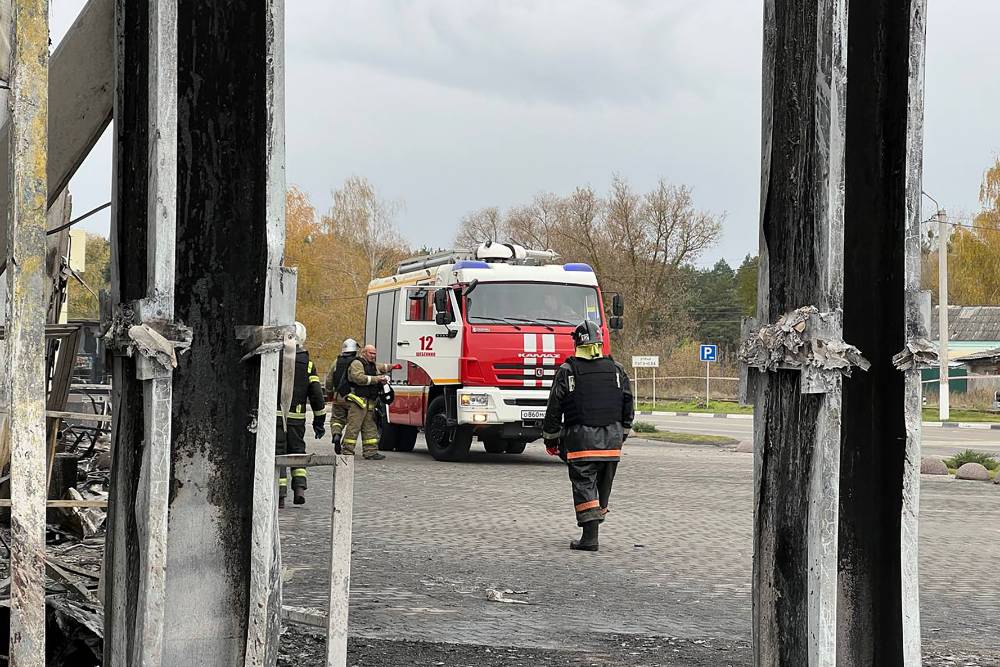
left=279, top=349, right=327, bottom=420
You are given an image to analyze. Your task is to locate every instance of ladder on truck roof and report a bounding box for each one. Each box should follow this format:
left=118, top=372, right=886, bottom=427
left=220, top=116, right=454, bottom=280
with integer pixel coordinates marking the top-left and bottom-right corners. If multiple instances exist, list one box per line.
left=396, top=242, right=560, bottom=274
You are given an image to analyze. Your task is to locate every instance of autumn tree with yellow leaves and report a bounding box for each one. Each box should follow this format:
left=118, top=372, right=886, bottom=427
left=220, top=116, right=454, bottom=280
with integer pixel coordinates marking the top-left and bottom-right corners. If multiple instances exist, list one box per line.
left=285, top=178, right=410, bottom=373
left=924, top=158, right=1000, bottom=305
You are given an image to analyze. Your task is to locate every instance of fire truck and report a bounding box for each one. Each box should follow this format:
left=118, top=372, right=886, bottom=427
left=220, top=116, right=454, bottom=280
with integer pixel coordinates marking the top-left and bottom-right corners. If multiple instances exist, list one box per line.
left=365, top=242, right=624, bottom=461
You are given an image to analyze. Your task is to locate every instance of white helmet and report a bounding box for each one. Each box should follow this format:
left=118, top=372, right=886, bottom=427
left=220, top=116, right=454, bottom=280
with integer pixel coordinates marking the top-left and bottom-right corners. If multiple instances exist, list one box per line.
left=293, top=321, right=307, bottom=346
left=342, top=338, right=359, bottom=354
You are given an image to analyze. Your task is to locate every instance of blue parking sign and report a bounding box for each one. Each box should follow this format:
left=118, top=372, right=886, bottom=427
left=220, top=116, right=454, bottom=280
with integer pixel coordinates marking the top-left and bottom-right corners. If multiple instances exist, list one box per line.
left=700, top=344, right=718, bottom=362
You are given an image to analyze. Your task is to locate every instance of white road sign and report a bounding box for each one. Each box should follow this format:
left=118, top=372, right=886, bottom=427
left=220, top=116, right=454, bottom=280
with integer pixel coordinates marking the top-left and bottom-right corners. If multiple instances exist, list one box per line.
left=632, top=355, right=660, bottom=368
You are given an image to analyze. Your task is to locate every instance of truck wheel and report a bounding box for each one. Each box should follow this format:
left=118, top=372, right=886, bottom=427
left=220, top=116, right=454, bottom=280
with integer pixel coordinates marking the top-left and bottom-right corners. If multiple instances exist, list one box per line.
left=395, top=425, right=418, bottom=453
left=425, top=396, right=473, bottom=461
left=481, top=436, right=506, bottom=454
left=505, top=440, right=527, bottom=454
left=377, top=422, right=399, bottom=451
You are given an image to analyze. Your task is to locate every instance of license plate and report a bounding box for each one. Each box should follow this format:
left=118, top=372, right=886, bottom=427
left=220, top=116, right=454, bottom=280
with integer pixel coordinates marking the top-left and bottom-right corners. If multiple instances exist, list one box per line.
left=521, top=410, right=546, bottom=420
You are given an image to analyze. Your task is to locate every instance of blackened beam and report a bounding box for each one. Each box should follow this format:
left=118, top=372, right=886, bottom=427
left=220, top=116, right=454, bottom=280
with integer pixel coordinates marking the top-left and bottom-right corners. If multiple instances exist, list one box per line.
left=900, top=4, right=929, bottom=664
left=244, top=3, right=291, bottom=663
left=6, top=1, right=50, bottom=665
left=837, top=1, right=929, bottom=665
left=126, top=0, right=180, bottom=664
left=754, top=0, right=847, bottom=666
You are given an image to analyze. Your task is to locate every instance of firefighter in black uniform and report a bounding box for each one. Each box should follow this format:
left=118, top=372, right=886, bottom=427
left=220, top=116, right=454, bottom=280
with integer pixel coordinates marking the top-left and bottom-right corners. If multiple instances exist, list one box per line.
left=542, top=320, right=634, bottom=551
left=326, top=338, right=359, bottom=454
left=277, top=322, right=327, bottom=508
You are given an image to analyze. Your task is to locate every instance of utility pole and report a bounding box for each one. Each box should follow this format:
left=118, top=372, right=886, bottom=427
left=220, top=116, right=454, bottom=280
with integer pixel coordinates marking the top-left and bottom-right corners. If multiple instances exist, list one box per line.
left=937, top=208, right=949, bottom=421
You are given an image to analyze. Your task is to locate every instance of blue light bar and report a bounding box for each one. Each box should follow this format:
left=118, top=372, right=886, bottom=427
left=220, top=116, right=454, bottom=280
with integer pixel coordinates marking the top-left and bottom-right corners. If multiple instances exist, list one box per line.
left=454, top=260, right=490, bottom=270
left=563, top=263, right=594, bottom=272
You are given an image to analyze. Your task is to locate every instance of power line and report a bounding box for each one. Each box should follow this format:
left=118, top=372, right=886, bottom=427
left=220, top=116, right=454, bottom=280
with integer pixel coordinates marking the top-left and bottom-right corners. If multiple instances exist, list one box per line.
left=46, top=201, right=112, bottom=236
left=922, top=213, right=1000, bottom=235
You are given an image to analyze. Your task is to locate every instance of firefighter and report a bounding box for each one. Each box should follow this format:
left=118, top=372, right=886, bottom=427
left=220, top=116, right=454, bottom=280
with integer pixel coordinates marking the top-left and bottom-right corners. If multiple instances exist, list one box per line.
left=342, top=344, right=393, bottom=460
left=276, top=322, right=327, bottom=508
left=542, top=320, right=634, bottom=551
left=326, top=338, right=359, bottom=454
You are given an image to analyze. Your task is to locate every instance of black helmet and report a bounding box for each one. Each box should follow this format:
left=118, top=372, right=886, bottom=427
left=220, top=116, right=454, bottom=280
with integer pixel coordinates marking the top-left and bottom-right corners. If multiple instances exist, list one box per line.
left=572, top=320, right=603, bottom=346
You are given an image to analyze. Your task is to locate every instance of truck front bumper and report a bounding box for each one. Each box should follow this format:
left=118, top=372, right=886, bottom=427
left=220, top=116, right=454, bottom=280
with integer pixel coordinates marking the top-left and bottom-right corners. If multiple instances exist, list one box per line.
left=455, top=387, right=550, bottom=428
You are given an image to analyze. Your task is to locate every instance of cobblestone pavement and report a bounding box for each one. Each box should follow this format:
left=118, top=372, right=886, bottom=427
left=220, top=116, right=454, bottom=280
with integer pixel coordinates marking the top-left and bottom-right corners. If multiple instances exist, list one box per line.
left=279, top=435, right=1000, bottom=665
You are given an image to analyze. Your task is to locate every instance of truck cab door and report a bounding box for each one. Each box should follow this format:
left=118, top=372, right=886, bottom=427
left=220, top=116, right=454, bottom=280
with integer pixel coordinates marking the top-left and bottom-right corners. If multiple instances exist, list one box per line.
left=395, top=286, right=463, bottom=385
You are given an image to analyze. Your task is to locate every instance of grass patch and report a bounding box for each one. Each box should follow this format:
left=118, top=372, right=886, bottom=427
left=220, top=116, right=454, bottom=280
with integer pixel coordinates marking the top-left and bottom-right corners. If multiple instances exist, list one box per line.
left=631, top=427, right=739, bottom=447
left=632, top=421, right=658, bottom=433
left=922, top=408, right=1000, bottom=423
left=943, top=449, right=999, bottom=471
left=635, top=399, right=753, bottom=415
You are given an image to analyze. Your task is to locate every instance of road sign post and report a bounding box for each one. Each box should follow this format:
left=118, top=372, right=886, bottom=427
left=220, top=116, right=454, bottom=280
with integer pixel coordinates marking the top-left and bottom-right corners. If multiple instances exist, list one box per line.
left=706, top=362, right=710, bottom=407
left=632, top=356, right=660, bottom=407
left=699, top=345, right=718, bottom=407
left=653, top=367, right=656, bottom=408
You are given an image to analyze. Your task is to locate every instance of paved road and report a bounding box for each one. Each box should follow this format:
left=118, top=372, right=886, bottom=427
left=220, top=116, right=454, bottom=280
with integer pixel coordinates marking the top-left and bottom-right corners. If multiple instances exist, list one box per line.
left=639, top=413, right=1000, bottom=458
left=280, top=433, right=1000, bottom=663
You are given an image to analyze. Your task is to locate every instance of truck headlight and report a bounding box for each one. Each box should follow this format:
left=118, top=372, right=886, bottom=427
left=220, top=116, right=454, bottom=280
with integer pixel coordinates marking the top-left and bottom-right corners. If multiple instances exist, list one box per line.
left=460, top=393, right=489, bottom=407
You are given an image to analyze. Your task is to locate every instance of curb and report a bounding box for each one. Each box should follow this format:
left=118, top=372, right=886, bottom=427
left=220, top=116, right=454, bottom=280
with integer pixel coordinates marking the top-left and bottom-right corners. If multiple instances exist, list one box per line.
left=635, top=411, right=753, bottom=420
left=922, top=421, right=1000, bottom=431
left=636, top=412, right=1000, bottom=430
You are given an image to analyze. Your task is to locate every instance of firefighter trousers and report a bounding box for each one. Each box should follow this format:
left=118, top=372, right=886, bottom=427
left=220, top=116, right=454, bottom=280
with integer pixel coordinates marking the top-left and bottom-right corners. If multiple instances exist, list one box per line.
left=276, top=418, right=308, bottom=494
left=329, top=397, right=350, bottom=438
left=343, top=401, right=379, bottom=458
left=568, top=461, right=618, bottom=526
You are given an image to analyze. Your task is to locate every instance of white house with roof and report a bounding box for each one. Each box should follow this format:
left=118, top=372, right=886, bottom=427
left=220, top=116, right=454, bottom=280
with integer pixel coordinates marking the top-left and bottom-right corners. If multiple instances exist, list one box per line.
left=931, top=306, right=1000, bottom=361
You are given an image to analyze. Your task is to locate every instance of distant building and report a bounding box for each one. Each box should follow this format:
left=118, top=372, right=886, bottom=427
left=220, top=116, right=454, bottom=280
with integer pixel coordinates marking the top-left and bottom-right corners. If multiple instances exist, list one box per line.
left=922, top=306, right=1000, bottom=395
left=954, top=347, right=1000, bottom=393
left=931, top=306, right=1000, bottom=361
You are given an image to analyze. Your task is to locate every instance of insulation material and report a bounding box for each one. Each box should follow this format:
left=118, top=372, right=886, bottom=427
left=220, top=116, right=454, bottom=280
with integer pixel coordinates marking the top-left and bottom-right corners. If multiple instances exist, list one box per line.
left=739, top=307, right=870, bottom=391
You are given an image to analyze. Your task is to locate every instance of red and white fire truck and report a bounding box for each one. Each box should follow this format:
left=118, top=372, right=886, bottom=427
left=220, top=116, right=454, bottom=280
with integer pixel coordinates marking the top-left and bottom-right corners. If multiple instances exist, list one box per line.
left=365, top=242, right=624, bottom=461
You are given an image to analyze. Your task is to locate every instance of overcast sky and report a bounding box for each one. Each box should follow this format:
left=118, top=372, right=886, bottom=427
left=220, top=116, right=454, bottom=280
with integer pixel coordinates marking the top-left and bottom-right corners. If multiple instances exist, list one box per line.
left=54, top=0, right=1000, bottom=267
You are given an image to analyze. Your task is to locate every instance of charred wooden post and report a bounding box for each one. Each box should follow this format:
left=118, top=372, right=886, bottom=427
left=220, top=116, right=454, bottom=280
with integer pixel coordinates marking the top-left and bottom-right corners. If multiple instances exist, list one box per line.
left=750, top=1, right=930, bottom=665
left=839, top=1, right=929, bottom=665
left=105, top=0, right=286, bottom=663
left=243, top=5, right=294, bottom=663
left=116, top=0, right=181, bottom=664
left=750, top=1, right=849, bottom=665
left=6, top=1, right=50, bottom=664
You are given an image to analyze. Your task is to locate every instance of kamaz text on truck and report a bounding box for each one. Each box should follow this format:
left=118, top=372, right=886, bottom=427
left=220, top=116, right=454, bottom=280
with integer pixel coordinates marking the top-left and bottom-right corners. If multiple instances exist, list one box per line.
left=364, top=242, right=624, bottom=461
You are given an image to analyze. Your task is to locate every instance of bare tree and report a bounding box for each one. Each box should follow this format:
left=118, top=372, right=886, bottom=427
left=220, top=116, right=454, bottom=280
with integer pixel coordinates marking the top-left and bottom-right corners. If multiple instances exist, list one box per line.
left=507, top=192, right=563, bottom=251
left=456, top=207, right=506, bottom=248
left=558, top=186, right=606, bottom=274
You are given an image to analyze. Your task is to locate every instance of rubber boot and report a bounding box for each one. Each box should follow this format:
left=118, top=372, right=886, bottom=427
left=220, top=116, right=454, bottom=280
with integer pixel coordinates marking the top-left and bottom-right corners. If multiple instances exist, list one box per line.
left=293, top=487, right=306, bottom=505
left=570, top=521, right=599, bottom=551
left=365, top=452, right=386, bottom=461
left=333, top=433, right=342, bottom=455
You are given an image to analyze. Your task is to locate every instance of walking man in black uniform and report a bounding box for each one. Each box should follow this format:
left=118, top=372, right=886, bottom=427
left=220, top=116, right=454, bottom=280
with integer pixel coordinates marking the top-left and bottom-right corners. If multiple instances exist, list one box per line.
left=277, top=322, right=327, bottom=508
left=543, top=320, right=634, bottom=551
left=326, top=338, right=359, bottom=454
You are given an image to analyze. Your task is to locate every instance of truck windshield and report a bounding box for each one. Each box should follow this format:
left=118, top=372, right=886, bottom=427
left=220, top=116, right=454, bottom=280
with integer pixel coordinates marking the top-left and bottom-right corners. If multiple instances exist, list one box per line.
left=465, top=283, right=602, bottom=327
